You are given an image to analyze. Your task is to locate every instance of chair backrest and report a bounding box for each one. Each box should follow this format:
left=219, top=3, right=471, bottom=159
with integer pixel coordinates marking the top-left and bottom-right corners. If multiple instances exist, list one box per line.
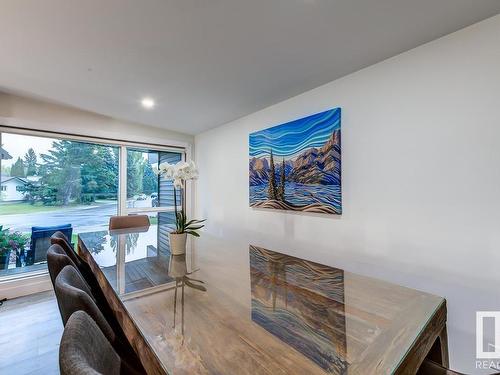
left=30, top=224, right=72, bottom=264
left=59, top=311, right=121, bottom=375
left=51, top=231, right=82, bottom=268
left=109, top=215, right=150, bottom=230
left=54, top=265, right=115, bottom=343
left=47, top=244, right=78, bottom=288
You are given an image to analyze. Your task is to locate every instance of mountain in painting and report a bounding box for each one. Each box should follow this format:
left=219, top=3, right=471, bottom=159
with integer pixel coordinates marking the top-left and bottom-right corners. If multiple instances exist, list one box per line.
left=249, top=130, right=341, bottom=186
left=288, top=129, right=341, bottom=185
left=249, top=157, right=294, bottom=186
left=249, top=157, right=269, bottom=185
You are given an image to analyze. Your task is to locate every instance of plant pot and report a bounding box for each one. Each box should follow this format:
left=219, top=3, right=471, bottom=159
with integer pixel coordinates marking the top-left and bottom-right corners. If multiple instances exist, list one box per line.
left=168, top=254, right=187, bottom=278
left=0, top=250, right=11, bottom=270
left=169, top=232, right=187, bottom=256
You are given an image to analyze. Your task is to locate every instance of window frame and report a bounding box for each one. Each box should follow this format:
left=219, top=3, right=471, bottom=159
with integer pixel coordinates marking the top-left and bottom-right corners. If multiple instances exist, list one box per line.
left=121, top=147, right=185, bottom=216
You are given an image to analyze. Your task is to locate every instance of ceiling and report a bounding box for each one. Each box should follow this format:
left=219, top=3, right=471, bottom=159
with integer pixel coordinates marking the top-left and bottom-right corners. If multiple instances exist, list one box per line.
left=1, top=1, right=499, bottom=135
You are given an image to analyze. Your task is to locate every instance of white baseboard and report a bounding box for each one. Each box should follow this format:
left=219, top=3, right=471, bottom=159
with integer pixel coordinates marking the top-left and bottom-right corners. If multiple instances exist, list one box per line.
left=0, top=273, right=52, bottom=300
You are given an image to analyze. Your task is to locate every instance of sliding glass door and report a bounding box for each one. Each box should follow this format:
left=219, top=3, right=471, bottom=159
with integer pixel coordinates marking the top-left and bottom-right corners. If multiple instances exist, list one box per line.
left=0, top=130, right=184, bottom=280
left=123, top=148, right=183, bottom=273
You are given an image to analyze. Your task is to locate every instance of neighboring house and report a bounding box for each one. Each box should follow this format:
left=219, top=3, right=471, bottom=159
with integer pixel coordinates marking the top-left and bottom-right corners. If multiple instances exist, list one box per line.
left=0, top=174, right=28, bottom=201
left=0, top=175, right=42, bottom=202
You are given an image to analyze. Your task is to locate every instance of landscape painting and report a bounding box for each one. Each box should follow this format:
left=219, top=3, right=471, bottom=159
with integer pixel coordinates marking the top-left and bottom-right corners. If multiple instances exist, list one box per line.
left=249, top=108, right=341, bottom=214
left=250, top=245, right=348, bottom=373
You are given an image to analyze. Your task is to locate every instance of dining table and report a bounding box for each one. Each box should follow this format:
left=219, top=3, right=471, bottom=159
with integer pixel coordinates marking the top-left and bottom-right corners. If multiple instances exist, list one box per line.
left=78, top=224, right=448, bottom=375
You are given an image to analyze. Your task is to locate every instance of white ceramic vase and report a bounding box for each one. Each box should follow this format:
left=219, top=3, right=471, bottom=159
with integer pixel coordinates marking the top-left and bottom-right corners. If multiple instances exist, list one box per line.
left=169, top=232, right=187, bottom=255
left=168, top=254, right=187, bottom=278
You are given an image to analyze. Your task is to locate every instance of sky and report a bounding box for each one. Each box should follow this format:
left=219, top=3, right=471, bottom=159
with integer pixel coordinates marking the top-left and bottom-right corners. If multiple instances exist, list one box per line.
left=249, top=108, right=341, bottom=161
left=1, top=133, right=55, bottom=169
left=1, top=132, right=155, bottom=174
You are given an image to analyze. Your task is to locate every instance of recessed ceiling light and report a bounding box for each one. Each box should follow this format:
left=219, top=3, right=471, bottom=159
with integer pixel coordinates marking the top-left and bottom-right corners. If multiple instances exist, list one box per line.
left=141, top=97, right=155, bottom=109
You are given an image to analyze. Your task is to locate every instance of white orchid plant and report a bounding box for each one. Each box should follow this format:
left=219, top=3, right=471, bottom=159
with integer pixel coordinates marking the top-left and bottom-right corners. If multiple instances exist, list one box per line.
left=153, top=160, right=205, bottom=236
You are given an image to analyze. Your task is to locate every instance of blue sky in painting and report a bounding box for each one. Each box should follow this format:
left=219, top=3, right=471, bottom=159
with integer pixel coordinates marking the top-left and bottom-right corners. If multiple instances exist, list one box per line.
left=249, top=108, right=341, bottom=160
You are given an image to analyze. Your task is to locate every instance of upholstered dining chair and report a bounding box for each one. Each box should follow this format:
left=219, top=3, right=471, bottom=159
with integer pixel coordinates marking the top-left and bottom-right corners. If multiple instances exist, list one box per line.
left=109, top=215, right=150, bottom=230
left=51, top=231, right=135, bottom=338
left=46, top=244, right=79, bottom=288
left=59, top=311, right=144, bottom=375
left=50, top=231, right=82, bottom=269
left=54, top=265, right=116, bottom=340
left=54, top=265, right=144, bottom=371
left=50, top=231, right=103, bottom=297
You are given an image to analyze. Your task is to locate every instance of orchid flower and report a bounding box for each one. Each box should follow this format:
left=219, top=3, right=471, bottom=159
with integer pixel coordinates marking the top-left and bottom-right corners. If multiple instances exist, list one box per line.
left=152, top=160, right=203, bottom=235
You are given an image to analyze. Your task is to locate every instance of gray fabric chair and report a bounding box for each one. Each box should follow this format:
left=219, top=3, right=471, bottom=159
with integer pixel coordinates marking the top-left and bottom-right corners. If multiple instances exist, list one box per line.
left=51, top=232, right=119, bottom=332
left=50, top=231, right=82, bottom=269
left=47, top=244, right=79, bottom=288
left=50, top=231, right=101, bottom=295
left=54, top=265, right=145, bottom=373
left=54, top=265, right=116, bottom=341
left=59, top=311, right=142, bottom=375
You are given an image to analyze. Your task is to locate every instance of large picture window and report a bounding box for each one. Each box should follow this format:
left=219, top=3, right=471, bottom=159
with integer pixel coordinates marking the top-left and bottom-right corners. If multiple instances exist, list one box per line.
left=0, top=130, right=184, bottom=279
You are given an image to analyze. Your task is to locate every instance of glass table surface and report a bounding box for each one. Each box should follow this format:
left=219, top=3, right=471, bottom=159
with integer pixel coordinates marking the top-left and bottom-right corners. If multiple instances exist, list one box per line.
left=78, top=225, right=445, bottom=375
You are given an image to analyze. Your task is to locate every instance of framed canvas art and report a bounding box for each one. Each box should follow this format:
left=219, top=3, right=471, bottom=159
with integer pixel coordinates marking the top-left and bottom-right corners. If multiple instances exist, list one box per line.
left=249, top=108, right=341, bottom=214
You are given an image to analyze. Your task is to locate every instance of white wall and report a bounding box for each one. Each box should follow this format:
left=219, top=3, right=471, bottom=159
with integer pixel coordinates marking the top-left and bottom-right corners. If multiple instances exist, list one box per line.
left=1, top=179, right=25, bottom=201
left=195, top=15, right=500, bottom=374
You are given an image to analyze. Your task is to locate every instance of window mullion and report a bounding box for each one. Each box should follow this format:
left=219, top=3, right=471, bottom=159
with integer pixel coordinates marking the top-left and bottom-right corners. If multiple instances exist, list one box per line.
left=118, top=145, right=128, bottom=216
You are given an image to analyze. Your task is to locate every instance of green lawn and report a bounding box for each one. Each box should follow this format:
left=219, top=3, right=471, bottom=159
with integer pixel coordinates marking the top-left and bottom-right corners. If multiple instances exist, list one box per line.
left=0, top=200, right=115, bottom=215
left=0, top=202, right=68, bottom=215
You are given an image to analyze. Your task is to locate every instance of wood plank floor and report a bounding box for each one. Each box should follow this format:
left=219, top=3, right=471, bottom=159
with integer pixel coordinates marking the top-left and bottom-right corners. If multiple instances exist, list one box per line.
left=0, top=291, right=62, bottom=375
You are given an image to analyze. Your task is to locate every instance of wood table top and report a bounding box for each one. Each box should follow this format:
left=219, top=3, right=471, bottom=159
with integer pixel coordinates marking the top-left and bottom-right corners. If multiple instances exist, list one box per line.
left=79, top=225, right=446, bottom=375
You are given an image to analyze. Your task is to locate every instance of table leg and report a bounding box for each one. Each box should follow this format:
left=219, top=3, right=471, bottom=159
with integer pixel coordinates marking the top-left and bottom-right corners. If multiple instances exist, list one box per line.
left=438, top=325, right=449, bottom=367
left=427, top=324, right=449, bottom=367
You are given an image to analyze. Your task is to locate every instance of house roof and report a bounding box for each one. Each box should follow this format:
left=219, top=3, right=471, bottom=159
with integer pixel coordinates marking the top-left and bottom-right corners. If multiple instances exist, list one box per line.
left=0, top=147, right=12, bottom=160
left=0, top=174, right=28, bottom=184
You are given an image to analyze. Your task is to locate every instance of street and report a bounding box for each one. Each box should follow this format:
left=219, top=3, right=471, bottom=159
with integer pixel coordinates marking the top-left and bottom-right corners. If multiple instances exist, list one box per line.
left=0, top=203, right=118, bottom=233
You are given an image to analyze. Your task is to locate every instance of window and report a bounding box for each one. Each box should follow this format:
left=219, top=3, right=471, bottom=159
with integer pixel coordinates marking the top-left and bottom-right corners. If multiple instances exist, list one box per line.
left=126, top=148, right=182, bottom=211
left=0, top=130, right=185, bottom=280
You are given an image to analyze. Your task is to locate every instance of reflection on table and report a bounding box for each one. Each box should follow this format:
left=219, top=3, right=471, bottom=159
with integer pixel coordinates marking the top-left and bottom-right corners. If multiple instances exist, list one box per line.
left=79, top=224, right=184, bottom=298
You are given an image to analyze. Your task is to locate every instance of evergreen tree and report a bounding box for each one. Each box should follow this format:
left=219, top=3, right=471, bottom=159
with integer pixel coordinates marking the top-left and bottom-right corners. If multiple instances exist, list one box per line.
left=38, top=141, right=119, bottom=205
left=127, top=151, right=145, bottom=198
left=267, top=149, right=277, bottom=200
left=277, top=158, right=286, bottom=202
left=41, top=140, right=87, bottom=205
left=10, top=157, right=26, bottom=177
left=80, top=145, right=119, bottom=202
left=24, top=148, right=37, bottom=176
left=1, top=165, right=11, bottom=176
left=142, top=162, right=158, bottom=195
